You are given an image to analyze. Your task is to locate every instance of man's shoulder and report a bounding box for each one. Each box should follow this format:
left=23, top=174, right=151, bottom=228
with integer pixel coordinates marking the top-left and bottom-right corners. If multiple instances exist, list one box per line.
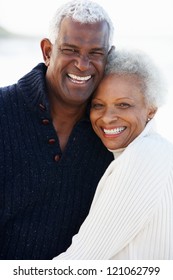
left=0, top=84, right=17, bottom=100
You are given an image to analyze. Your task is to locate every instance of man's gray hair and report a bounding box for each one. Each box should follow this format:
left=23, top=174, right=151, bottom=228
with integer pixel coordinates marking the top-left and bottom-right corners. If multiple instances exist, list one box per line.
left=105, top=49, right=167, bottom=108
left=49, top=0, right=114, bottom=49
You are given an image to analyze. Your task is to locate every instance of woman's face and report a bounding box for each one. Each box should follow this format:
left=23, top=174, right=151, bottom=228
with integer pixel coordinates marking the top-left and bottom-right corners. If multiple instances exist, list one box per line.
left=90, top=73, right=156, bottom=150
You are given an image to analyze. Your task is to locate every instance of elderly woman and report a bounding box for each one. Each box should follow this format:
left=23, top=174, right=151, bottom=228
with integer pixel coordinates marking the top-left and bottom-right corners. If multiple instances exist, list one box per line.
left=54, top=49, right=173, bottom=260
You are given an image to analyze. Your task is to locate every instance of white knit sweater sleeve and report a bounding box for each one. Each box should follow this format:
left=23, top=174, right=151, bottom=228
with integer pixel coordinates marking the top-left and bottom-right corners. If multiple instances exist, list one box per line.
left=54, top=134, right=172, bottom=259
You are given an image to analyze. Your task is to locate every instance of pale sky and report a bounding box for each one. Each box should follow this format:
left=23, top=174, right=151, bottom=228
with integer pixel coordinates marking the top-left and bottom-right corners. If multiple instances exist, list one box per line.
left=0, top=0, right=172, bottom=39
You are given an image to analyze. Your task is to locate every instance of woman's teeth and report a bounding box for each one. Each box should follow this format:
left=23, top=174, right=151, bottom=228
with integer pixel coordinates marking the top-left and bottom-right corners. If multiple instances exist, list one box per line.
left=103, top=127, right=126, bottom=135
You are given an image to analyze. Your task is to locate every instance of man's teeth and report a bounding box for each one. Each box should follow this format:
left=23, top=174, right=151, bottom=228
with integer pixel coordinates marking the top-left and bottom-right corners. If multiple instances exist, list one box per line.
left=103, top=127, right=125, bottom=135
left=68, top=74, right=91, bottom=82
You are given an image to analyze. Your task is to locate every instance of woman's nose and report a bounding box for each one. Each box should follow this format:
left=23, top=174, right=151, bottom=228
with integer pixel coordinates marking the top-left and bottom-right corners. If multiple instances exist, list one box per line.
left=102, top=108, right=118, bottom=123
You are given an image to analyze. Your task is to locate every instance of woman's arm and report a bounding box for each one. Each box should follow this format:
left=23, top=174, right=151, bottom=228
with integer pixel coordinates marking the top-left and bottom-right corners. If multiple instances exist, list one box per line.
left=54, top=137, right=170, bottom=259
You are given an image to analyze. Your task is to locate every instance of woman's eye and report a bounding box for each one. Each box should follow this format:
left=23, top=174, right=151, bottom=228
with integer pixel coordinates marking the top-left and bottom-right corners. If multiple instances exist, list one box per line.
left=91, top=103, right=104, bottom=109
left=118, top=103, right=130, bottom=108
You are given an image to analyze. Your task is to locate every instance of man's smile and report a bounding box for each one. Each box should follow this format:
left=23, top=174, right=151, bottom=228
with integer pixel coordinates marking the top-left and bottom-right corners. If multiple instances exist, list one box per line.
left=67, top=73, right=92, bottom=84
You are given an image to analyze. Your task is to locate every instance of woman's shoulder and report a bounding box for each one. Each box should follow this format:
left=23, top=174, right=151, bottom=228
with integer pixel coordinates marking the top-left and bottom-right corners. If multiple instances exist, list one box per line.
left=135, top=131, right=173, bottom=151
left=109, top=130, right=173, bottom=170
left=126, top=131, right=173, bottom=167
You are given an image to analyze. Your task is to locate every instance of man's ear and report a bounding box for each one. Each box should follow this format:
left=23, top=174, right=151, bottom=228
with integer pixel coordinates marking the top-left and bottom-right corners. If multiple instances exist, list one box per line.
left=40, top=38, right=52, bottom=66
left=108, top=45, right=116, bottom=55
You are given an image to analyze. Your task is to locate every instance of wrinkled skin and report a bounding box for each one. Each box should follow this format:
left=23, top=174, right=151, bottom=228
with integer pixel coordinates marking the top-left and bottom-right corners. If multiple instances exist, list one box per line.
left=41, top=17, right=110, bottom=108
left=90, top=74, right=157, bottom=150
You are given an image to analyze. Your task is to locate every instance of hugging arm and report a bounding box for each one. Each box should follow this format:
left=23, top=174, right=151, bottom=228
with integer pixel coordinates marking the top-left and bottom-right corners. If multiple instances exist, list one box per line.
left=54, top=138, right=169, bottom=259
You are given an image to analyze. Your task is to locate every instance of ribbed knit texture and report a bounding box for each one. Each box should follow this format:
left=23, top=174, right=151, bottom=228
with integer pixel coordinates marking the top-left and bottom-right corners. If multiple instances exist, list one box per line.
left=55, top=121, right=173, bottom=259
left=0, top=63, right=113, bottom=260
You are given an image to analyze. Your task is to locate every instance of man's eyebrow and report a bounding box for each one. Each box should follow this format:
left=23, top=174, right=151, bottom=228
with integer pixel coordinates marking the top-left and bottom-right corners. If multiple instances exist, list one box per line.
left=90, top=47, right=108, bottom=51
left=60, top=43, right=107, bottom=51
left=60, top=43, right=78, bottom=48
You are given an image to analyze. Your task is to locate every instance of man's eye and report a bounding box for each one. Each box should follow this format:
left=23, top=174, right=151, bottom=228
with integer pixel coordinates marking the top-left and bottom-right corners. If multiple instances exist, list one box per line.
left=89, top=51, right=105, bottom=58
left=60, top=48, right=77, bottom=55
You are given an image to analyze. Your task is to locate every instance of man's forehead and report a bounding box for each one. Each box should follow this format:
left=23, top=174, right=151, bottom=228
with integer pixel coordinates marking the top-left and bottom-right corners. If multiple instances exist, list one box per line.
left=58, top=18, right=109, bottom=47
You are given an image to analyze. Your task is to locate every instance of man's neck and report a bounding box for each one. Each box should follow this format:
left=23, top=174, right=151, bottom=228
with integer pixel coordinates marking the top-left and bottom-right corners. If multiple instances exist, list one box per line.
left=50, top=99, right=88, bottom=151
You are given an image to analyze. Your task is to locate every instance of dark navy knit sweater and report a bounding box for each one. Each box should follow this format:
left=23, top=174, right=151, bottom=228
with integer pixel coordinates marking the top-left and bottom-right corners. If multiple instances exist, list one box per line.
left=0, top=63, right=113, bottom=259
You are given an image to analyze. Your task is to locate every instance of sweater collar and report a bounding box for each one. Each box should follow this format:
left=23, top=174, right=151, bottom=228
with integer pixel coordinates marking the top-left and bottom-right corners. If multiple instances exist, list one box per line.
left=17, top=63, right=49, bottom=112
left=109, top=119, right=157, bottom=158
left=17, top=63, right=90, bottom=121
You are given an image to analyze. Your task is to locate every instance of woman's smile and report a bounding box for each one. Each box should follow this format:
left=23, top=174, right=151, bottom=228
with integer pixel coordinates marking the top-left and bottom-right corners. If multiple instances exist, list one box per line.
left=101, top=126, right=126, bottom=138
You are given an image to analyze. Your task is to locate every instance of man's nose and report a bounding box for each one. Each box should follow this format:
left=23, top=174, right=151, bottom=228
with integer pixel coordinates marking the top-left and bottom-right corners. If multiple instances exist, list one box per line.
left=74, top=54, right=90, bottom=71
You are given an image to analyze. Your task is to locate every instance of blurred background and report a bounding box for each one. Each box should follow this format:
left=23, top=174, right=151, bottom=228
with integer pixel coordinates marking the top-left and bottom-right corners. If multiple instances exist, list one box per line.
left=0, top=0, right=173, bottom=142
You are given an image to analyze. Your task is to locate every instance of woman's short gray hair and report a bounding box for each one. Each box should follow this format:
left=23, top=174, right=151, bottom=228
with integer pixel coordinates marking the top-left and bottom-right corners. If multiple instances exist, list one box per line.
left=105, top=49, right=167, bottom=108
left=49, top=0, right=114, bottom=50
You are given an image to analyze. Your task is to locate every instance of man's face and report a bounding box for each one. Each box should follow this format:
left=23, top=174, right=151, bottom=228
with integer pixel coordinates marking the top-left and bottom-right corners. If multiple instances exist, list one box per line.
left=42, top=17, right=110, bottom=107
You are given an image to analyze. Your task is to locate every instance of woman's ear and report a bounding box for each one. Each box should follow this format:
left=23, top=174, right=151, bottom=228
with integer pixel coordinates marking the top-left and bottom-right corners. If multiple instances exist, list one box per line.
left=148, top=107, right=158, bottom=120
left=40, top=38, right=52, bottom=66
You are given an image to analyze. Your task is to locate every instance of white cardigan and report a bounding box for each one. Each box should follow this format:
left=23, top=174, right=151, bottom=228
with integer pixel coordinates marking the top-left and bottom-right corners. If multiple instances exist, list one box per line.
left=54, top=120, right=173, bottom=259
